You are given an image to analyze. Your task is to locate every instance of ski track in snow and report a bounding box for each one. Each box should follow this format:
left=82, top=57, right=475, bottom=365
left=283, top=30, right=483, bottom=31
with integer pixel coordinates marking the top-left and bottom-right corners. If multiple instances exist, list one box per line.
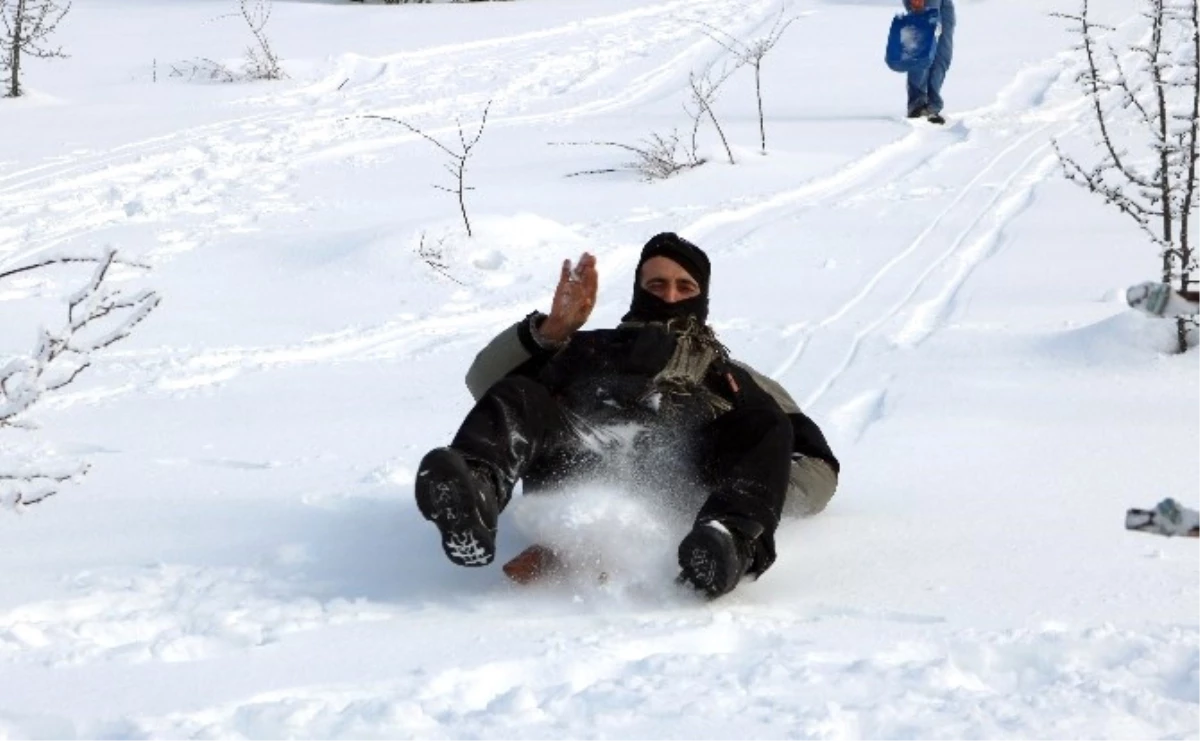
left=734, top=58, right=1091, bottom=423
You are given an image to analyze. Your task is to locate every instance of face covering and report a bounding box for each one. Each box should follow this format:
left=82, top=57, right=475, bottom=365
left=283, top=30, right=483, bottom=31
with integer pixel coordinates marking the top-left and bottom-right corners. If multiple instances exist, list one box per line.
left=623, top=285, right=709, bottom=324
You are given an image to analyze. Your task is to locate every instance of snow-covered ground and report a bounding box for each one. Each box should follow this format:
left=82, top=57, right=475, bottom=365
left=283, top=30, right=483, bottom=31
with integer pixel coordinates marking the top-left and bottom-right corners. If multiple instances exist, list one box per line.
left=1, top=0, right=1197, bottom=737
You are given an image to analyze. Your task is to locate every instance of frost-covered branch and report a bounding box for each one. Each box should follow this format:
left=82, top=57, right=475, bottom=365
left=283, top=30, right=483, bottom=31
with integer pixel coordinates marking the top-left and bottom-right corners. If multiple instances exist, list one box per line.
left=240, top=0, right=285, bottom=80
left=0, top=249, right=160, bottom=427
left=1, top=0, right=71, bottom=97
left=1054, top=141, right=1163, bottom=245
left=1053, top=2, right=1156, bottom=189
left=0, top=458, right=88, bottom=509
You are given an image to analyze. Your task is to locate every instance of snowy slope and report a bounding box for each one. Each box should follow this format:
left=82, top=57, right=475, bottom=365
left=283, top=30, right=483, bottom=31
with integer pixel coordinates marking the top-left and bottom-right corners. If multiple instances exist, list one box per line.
left=0, top=0, right=1196, bottom=738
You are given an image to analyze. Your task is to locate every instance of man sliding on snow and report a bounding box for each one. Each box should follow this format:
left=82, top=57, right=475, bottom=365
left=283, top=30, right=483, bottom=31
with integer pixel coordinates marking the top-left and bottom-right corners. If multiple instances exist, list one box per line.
left=414, top=233, right=839, bottom=598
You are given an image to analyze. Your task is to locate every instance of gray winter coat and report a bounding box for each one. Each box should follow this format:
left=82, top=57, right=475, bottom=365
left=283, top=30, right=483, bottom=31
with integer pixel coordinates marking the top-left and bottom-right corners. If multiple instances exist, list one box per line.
left=465, top=314, right=839, bottom=517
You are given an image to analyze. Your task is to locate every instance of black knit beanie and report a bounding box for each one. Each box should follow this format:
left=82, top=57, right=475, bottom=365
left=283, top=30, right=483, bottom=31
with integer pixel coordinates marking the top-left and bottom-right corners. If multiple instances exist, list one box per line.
left=636, top=232, right=710, bottom=293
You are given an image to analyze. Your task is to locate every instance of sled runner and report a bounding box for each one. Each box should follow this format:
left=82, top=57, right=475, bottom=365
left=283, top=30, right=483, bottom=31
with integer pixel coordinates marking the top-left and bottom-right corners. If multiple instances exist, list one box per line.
left=502, top=544, right=609, bottom=585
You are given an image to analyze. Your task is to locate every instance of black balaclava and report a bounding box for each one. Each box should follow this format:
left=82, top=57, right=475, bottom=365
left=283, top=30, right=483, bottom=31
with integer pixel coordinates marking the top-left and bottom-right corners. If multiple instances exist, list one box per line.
left=622, top=232, right=712, bottom=324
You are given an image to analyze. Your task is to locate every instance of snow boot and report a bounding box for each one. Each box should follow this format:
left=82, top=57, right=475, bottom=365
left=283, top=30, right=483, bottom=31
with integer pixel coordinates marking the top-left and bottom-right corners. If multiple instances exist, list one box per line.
left=907, top=105, right=931, bottom=119
left=677, top=518, right=761, bottom=598
left=926, top=112, right=946, bottom=125
left=415, top=447, right=502, bottom=567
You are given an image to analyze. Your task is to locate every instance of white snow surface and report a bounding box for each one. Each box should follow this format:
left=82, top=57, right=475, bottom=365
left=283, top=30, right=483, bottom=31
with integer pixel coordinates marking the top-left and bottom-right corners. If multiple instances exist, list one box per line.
left=1, top=0, right=1197, bottom=738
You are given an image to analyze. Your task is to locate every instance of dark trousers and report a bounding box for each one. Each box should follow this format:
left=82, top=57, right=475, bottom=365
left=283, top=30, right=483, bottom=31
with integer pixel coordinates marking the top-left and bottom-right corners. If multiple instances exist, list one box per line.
left=450, top=376, right=794, bottom=572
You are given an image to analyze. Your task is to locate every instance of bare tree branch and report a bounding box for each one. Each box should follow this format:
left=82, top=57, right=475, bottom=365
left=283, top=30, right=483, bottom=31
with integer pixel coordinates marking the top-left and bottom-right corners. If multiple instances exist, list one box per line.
left=365, top=100, right=492, bottom=237
left=240, top=0, right=285, bottom=80
left=553, top=133, right=706, bottom=181
left=1056, top=2, right=1158, bottom=189
left=697, top=7, right=800, bottom=154
left=0, top=253, right=152, bottom=284
left=1178, top=0, right=1200, bottom=301
left=0, top=460, right=88, bottom=508
left=169, top=57, right=238, bottom=83
left=0, top=248, right=161, bottom=428
left=686, top=65, right=737, bottom=165
left=1107, top=45, right=1156, bottom=127
left=415, top=232, right=464, bottom=285
left=1, top=248, right=160, bottom=509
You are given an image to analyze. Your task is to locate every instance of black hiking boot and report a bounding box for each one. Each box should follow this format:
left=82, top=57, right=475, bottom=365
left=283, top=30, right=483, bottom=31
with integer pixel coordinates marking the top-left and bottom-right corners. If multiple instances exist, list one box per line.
left=907, top=105, right=932, bottom=119
left=415, top=447, right=501, bottom=567
left=677, top=519, right=759, bottom=598
left=926, top=112, right=946, bottom=125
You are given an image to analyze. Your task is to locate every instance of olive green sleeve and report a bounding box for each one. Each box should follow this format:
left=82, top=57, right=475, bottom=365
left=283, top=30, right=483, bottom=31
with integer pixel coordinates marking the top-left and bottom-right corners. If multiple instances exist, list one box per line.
left=465, top=312, right=562, bottom=401
left=734, top=362, right=801, bottom=414
left=466, top=323, right=532, bottom=401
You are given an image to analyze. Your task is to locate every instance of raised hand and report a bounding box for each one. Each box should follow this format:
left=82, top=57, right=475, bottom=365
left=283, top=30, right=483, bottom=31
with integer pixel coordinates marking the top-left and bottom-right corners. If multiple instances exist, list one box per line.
left=540, top=252, right=598, bottom=343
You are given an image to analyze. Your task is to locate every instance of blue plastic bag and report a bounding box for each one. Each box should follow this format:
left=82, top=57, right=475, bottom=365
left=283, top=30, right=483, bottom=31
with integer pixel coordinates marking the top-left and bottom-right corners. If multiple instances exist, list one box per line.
left=885, top=10, right=939, bottom=73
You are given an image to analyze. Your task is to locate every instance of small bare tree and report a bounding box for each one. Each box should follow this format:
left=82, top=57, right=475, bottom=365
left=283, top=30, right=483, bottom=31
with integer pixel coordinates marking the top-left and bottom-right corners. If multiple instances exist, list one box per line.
left=366, top=101, right=492, bottom=237
left=686, top=65, right=738, bottom=165
left=1054, top=0, right=1199, bottom=352
left=699, top=9, right=800, bottom=155
left=0, top=250, right=160, bottom=508
left=240, top=0, right=285, bottom=80
left=0, top=0, right=70, bottom=98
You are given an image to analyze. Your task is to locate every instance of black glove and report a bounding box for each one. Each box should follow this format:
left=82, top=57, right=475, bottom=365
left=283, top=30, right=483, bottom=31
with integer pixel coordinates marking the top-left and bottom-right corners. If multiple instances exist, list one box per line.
left=710, top=360, right=777, bottom=410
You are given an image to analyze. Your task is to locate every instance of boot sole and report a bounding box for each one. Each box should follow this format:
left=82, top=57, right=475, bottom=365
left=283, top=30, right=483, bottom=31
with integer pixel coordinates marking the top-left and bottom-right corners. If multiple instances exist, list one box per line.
left=678, top=525, right=741, bottom=597
left=415, top=448, right=496, bottom=567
